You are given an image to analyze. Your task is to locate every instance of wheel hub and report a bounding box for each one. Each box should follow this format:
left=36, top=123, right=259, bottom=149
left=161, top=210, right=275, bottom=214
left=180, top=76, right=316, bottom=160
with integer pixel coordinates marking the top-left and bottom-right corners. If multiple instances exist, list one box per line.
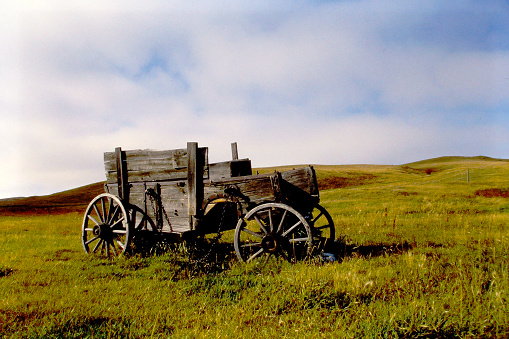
left=93, top=224, right=112, bottom=239
left=262, top=234, right=280, bottom=253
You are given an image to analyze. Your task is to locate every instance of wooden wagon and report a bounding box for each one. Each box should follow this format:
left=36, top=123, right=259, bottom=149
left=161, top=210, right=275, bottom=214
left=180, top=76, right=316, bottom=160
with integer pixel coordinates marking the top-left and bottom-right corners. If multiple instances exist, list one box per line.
left=81, top=142, right=335, bottom=262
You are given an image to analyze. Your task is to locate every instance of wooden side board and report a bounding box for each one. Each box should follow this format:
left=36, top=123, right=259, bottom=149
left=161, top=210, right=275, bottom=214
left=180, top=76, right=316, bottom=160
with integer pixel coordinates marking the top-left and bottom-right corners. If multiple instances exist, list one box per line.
left=106, top=181, right=191, bottom=233
left=104, top=147, right=209, bottom=184
left=204, top=166, right=318, bottom=207
left=208, top=159, right=252, bottom=181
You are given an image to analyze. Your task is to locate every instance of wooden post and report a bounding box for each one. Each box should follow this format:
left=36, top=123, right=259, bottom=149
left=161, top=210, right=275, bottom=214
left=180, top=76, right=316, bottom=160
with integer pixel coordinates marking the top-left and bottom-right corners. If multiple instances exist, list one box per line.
left=231, top=142, right=239, bottom=160
left=115, top=147, right=129, bottom=202
left=187, top=142, right=203, bottom=229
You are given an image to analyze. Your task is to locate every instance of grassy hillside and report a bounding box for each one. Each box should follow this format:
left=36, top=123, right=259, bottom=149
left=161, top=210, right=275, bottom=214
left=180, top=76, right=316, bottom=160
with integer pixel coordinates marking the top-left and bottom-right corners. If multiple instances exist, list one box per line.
left=0, top=182, right=105, bottom=216
left=2, top=156, right=506, bottom=213
left=0, top=156, right=508, bottom=337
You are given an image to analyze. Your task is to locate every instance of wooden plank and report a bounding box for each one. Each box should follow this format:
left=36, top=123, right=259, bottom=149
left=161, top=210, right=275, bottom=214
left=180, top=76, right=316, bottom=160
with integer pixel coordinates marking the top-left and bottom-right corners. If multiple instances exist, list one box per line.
left=121, top=181, right=191, bottom=234
left=204, top=167, right=318, bottom=209
left=187, top=142, right=204, bottom=228
left=104, top=149, right=188, bottom=171
left=104, top=147, right=209, bottom=184
left=231, top=142, right=238, bottom=160
left=209, top=159, right=252, bottom=180
left=115, top=147, right=129, bottom=201
left=281, top=166, right=319, bottom=197
left=204, top=174, right=276, bottom=207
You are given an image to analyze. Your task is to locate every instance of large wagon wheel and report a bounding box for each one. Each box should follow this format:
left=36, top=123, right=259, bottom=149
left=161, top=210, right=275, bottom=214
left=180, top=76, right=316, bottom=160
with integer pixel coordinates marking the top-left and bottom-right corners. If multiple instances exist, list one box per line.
left=234, top=203, right=312, bottom=262
left=307, top=204, right=335, bottom=253
left=81, top=193, right=130, bottom=257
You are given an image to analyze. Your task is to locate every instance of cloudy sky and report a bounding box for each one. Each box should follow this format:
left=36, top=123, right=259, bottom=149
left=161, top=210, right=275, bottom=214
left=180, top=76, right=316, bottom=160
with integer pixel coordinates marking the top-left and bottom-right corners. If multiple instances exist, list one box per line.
left=1, top=0, right=508, bottom=198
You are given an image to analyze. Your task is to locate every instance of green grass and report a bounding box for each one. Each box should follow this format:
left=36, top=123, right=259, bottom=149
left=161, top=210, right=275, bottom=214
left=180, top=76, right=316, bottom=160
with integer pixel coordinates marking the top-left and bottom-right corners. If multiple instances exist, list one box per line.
left=1, top=157, right=508, bottom=338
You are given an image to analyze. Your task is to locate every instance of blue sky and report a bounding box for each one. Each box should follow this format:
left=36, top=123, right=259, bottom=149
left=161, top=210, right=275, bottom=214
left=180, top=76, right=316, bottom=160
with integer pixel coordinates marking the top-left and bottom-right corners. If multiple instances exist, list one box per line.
left=1, top=0, right=508, bottom=198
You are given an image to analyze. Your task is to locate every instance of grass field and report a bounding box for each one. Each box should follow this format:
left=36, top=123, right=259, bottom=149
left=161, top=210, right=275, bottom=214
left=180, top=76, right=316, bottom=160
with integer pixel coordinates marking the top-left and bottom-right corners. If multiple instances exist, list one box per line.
left=1, top=157, right=508, bottom=338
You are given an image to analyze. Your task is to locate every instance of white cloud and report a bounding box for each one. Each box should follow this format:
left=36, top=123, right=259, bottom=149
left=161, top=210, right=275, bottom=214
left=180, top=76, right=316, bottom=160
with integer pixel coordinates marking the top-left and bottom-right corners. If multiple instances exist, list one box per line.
left=1, top=1, right=508, bottom=198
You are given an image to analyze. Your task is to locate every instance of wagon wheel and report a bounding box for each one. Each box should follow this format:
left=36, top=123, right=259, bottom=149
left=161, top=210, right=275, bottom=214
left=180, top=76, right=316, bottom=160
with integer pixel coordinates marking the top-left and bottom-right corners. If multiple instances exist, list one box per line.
left=81, top=193, right=130, bottom=257
left=127, top=204, right=163, bottom=254
left=307, top=204, right=335, bottom=254
left=234, top=203, right=312, bottom=262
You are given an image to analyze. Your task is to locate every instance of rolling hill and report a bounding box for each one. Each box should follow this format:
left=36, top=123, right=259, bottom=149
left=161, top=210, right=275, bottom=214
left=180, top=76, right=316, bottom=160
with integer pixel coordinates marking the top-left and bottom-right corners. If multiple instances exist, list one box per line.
left=1, top=156, right=506, bottom=216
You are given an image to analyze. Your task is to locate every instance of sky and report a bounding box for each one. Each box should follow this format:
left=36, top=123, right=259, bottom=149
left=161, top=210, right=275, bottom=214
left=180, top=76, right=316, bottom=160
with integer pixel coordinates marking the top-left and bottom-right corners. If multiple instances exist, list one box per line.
left=1, top=0, right=509, bottom=199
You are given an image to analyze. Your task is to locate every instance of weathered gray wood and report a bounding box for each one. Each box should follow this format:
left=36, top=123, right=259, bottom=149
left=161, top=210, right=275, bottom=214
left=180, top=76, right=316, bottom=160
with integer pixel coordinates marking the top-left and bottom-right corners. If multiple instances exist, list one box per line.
left=104, top=147, right=209, bottom=184
left=204, top=167, right=318, bottom=210
left=107, top=181, right=192, bottom=234
left=209, top=159, right=252, bottom=180
left=204, top=173, right=278, bottom=206
left=102, top=143, right=318, bottom=236
left=231, top=142, right=238, bottom=160
left=281, top=166, right=319, bottom=197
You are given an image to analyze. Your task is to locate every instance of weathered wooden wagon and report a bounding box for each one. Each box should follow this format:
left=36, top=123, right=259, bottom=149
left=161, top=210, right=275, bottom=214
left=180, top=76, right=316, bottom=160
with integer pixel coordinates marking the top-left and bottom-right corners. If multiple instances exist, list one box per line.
left=81, top=142, right=335, bottom=262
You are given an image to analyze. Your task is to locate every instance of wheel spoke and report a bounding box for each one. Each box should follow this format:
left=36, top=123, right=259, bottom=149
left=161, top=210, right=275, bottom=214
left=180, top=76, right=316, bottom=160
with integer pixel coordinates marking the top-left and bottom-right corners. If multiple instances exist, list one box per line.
left=247, top=248, right=265, bottom=262
left=101, top=198, right=107, bottom=224
left=276, top=210, right=288, bottom=233
left=110, top=240, right=119, bottom=256
left=133, top=214, right=146, bottom=231
left=84, top=228, right=95, bottom=232
left=109, top=205, right=120, bottom=225
left=268, top=208, right=274, bottom=232
left=312, top=211, right=324, bottom=224
left=85, top=236, right=100, bottom=245
left=240, top=227, right=263, bottom=238
left=240, top=241, right=262, bottom=248
left=112, top=229, right=127, bottom=235
left=87, top=214, right=100, bottom=227
left=282, top=220, right=303, bottom=237
left=106, top=198, right=114, bottom=224
left=289, top=237, right=310, bottom=243
left=116, top=239, right=126, bottom=251
left=134, top=219, right=145, bottom=231
left=93, top=239, right=103, bottom=253
left=93, top=203, right=104, bottom=224
left=253, top=214, right=269, bottom=234
left=109, top=216, right=126, bottom=229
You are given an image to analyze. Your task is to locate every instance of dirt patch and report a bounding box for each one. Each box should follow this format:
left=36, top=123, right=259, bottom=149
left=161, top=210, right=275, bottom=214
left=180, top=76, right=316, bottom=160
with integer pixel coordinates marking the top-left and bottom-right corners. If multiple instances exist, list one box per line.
left=399, top=165, right=441, bottom=175
left=318, top=173, right=377, bottom=190
left=474, top=188, right=509, bottom=198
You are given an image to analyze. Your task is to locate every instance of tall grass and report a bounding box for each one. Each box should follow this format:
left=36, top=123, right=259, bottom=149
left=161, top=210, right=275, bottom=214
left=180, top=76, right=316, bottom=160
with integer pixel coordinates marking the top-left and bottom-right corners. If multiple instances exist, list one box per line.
left=1, top=158, right=508, bottom=338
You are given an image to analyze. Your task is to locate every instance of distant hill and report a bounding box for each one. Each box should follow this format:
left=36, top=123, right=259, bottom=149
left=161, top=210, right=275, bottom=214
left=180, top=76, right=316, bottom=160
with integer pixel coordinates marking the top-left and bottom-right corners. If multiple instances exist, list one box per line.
left=407, top=155, right=508, bottom=166
left=0, top=182, right=105, bottom=216
left=1, top=156, right=506, bottom=216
